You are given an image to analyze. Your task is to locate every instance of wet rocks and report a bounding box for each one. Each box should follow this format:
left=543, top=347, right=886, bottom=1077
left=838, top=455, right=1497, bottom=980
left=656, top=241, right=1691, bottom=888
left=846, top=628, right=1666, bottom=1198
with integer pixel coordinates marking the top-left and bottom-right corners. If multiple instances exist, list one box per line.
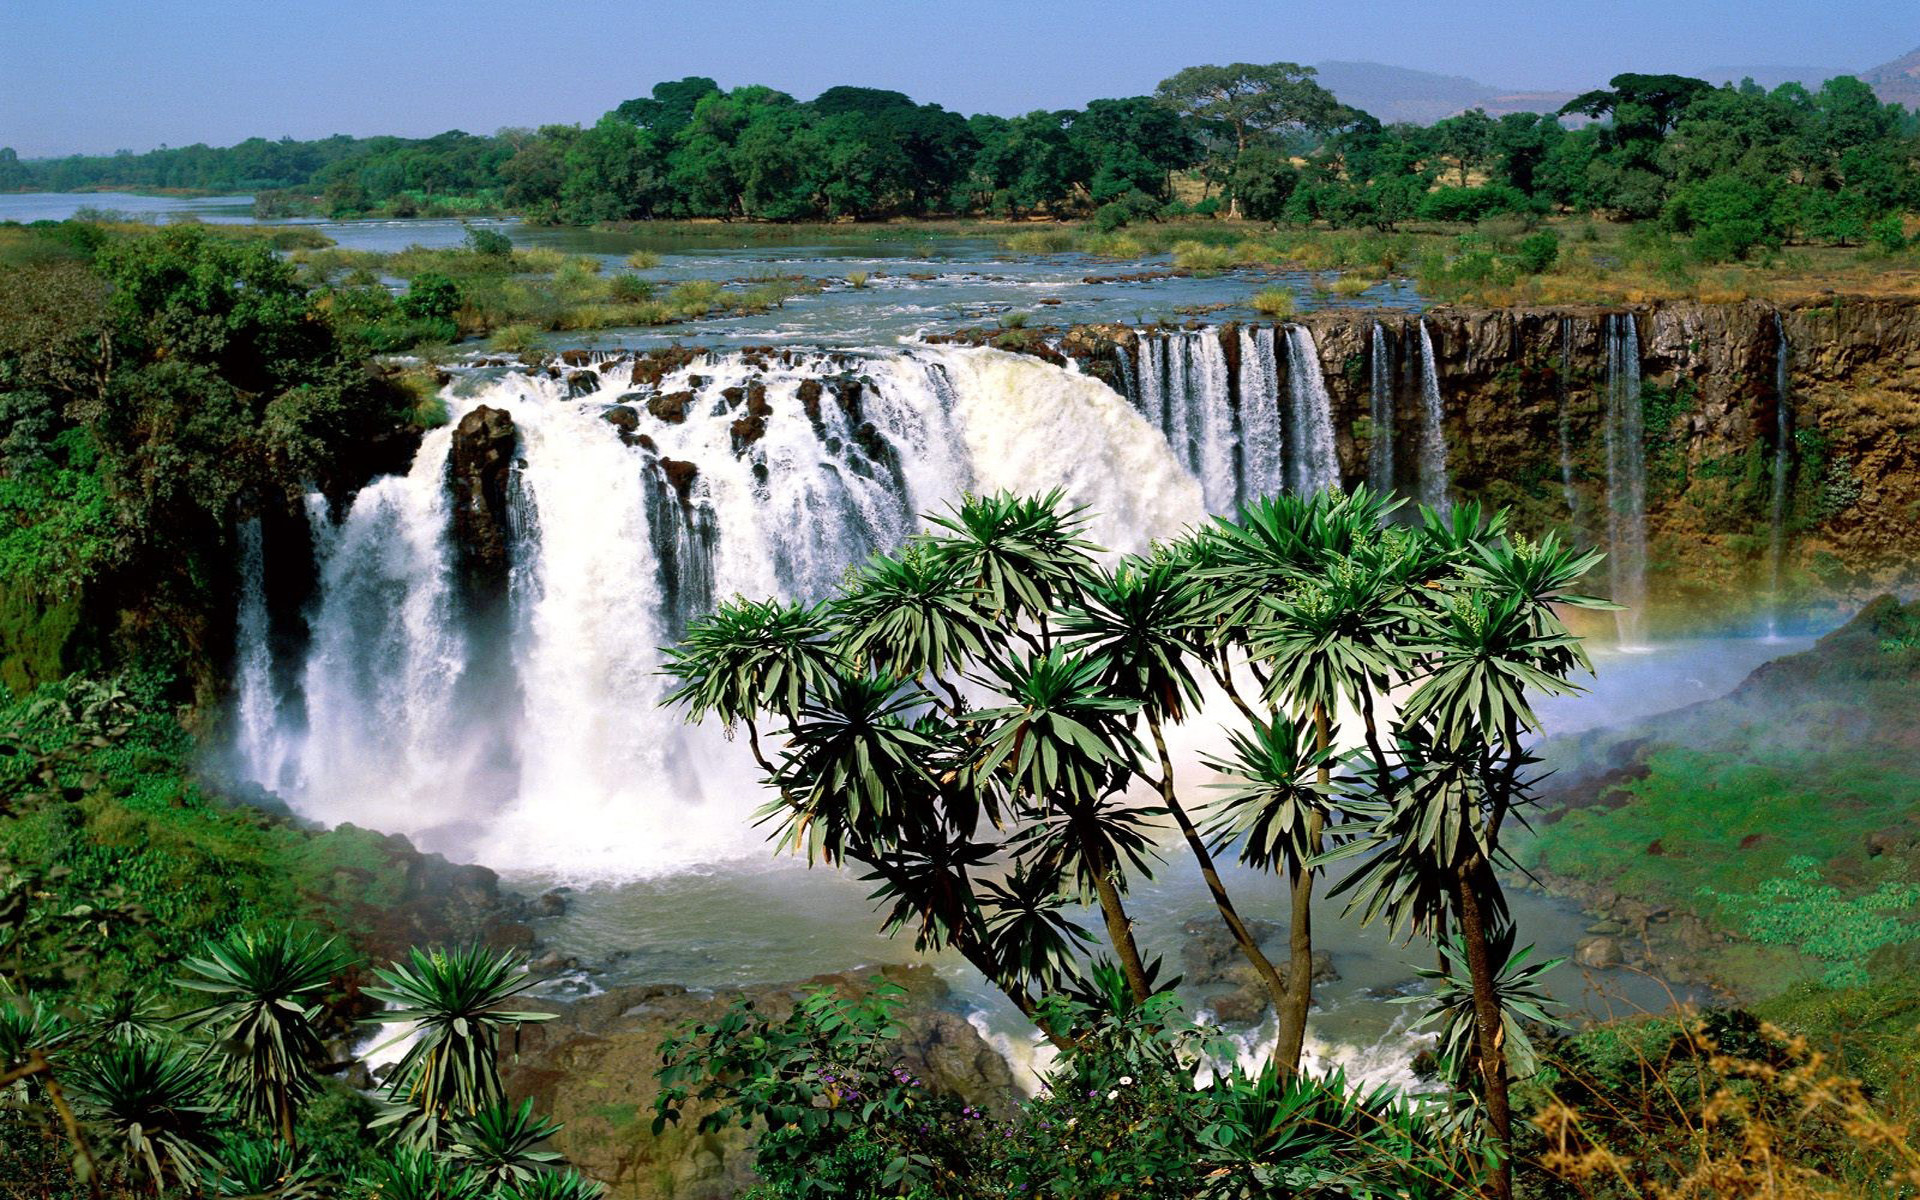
left=565, top=369, right=601, bottom=399
left=1180, top=916, right=1337, bottom=1025
left=657, top=457, right=699, bottom=504
left=1574, top=936, right=1625, bottom=969
left=647, top=391, right=695, bottom=424
left=448, top=405, right=518, bottom=593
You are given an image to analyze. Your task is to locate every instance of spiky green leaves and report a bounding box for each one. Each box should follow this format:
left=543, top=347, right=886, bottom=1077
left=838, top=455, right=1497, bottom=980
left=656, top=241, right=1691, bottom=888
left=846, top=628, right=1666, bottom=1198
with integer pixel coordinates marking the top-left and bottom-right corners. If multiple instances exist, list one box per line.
left=1203, top=716, right=1335, bottom=874
left=662, top=597, right=839, bottom=727
left=1061, top=557, right=1208, bottom=723
left=1394, top=927, right=1565, bottom=1086
left=442, top=1098, right=564, bottom=1190
left=177, top=926, right=351, bottom=1141
left=361, top=946, right=555, bottom=1148
left=66, top=1040, right=221, bottom=1189
left=925, top=488, right=1099, bottom=626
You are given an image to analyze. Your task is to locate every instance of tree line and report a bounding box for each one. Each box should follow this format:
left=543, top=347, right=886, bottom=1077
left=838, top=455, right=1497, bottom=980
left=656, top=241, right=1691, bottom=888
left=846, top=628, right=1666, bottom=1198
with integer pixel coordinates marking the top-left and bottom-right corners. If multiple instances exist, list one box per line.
left=4, top=66, right=1916, bottom=240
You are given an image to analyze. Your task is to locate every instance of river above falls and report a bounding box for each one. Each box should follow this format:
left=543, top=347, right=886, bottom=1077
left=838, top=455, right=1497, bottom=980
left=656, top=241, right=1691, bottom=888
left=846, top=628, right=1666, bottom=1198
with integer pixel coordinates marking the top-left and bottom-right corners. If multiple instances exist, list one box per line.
left=4, top=193, right=1423, bottom=346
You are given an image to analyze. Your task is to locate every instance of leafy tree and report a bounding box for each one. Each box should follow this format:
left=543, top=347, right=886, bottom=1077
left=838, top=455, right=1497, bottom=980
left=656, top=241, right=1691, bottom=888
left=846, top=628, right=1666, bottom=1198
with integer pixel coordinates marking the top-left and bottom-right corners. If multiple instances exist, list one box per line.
left=1154, top=63, right=1344, bottom=215
left=613, top=76, right=721, bottom=136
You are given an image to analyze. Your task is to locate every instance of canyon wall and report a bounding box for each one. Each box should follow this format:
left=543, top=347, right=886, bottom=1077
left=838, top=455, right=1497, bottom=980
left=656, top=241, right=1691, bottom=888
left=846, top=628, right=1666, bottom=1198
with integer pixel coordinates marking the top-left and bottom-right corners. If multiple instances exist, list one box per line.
left=1032, top=295, right=1920, bottom=626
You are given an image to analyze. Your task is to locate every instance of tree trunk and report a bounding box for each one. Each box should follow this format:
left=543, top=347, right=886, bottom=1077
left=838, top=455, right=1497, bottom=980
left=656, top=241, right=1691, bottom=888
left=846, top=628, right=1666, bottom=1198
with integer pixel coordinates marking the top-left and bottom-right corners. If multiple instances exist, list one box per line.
left=1088, top=842, right=1152, bottom=1006
left=1146, top=712, right=1289, bottom=1022
left=1455, top=860, right=1514, bottom=1200
left=1275, top=702, right=1332, bottom=1074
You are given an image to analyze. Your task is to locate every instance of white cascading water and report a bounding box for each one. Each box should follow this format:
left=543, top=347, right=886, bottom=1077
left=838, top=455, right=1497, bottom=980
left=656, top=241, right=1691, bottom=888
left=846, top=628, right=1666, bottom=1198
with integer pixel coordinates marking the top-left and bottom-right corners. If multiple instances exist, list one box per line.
left=1367, top=324, right=1394, bottom=496
left=1124, top=326, right=1342, bottom=509
left=1235, top=326, right=1286, bottom=504
left=1282, top=326, right=1341, bottom=495
left=1415, top=321, right=1451, bottom=512
left=1603, top=313, right=1649, bottom=646
left=1556, top=318, right=1579, bottom=525
left=236, top=345, right=1204, bottom=876
left=1766, top=314, right=1793, bottom=636
left=294, top=429, right=477, bottom=839
left=1129, top=330, right=1237, bottom=513
left=232, top=518, right=287, bottom=792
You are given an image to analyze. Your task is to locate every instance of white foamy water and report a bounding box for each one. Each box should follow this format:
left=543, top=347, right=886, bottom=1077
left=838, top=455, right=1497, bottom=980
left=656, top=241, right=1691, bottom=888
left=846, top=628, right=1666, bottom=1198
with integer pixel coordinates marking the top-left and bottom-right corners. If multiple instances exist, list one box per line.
left=238, top=345, right=1202, bottom=877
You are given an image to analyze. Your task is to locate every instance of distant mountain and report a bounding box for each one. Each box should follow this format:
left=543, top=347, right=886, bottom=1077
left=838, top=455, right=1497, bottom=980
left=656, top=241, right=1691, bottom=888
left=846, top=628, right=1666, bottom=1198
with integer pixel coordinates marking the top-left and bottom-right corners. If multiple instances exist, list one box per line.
left=1861, top=47, right=1920, bottom=109
left=1312, top=61, right=1578, bottom=125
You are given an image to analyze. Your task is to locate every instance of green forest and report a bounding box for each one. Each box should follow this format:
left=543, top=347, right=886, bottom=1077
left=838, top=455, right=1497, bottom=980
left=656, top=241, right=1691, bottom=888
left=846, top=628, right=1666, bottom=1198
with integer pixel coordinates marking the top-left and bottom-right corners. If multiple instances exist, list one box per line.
left=5, top=66, right=1919, bottom=248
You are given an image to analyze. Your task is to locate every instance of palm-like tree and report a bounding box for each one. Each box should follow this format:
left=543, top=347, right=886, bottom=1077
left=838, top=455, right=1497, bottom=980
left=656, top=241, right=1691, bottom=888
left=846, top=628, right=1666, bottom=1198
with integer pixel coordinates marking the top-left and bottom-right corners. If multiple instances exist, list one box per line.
left=833, top=538, right=991, bottom=700
left=925, top=489, right=1100, bottom=643
left=1061, top=556, right=1301, bottom=1040
left=357, top=1144, right=488, bottom=1200
left=1328, top=535, right=1610, bottom=1200
left=1394, top=926, right=1565, bottom=1089
left=362, top=947, right=555, bottom=1148
left=661, top=596, right=840, bottom=772
left=493, top=1169, right=607, bottom=1200
left=203, top=1136, right=324, bottom=1198
left=975, top=649, right=1156, bottom=1004
left=441, top=1097, right=564, bottom=1190
left=177, top=927, right=351, bottom=1145
left=66, top=1040, right=221, bottom=1193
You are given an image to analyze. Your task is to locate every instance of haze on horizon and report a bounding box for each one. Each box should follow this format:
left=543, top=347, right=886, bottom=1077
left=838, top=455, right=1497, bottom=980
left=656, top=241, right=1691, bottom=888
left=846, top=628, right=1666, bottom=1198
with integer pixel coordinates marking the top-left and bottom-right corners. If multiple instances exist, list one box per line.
left=2, top=0, right=1914, bottom=159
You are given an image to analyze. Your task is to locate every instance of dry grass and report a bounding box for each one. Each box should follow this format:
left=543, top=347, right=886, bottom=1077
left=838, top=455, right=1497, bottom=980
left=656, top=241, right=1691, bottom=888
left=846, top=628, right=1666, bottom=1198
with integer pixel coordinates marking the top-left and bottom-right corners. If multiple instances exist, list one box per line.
left=1531, top=1016, right=1920, bottom=1199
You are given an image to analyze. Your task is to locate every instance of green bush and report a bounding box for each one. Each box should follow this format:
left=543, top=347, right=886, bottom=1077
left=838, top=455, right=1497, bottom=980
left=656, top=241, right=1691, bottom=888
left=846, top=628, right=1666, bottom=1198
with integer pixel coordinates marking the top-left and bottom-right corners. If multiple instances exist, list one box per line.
left=464, top=225, right=513, bottom=257
left=1516, top=230, right=1560, bottom=274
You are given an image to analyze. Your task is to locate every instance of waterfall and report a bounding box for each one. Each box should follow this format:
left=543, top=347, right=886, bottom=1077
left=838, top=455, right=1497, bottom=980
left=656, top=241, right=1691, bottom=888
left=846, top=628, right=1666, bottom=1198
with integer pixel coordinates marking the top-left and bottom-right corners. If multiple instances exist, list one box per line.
left=1556, top=318, right=1579, bottom=526
left=1415, top=321, right=1451, bottom=512
left=1235, top=326, right=1285, bottom=504
left=1125, top=330, right=1237, bottom=512
left=295, top=427, right=477, bottom=842
left=1766, top=314, right=1793, bottom=637
left=232, top=518, right=288, bottom=791
left=1367, top=324, right=1395, bottom=496
left=1283, top=326, right=1341, bottom=495
left=235, top=345, right=1204, bottom=877
left=1603, top=313, right=1648, bottom=646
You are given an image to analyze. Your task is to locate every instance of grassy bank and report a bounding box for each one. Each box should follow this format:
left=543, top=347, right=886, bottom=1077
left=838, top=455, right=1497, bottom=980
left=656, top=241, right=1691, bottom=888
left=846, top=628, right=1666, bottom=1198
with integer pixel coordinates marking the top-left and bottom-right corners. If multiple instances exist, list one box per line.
left=996, top=214, right=1920, bottom=307
left=1518, top=599, right=1920, bottom=997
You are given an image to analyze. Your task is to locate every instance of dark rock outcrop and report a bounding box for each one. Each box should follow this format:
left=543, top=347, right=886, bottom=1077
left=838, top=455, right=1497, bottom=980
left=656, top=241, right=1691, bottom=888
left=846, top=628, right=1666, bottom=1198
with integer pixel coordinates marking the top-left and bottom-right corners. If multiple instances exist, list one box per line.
left=448, top=405, right=518, bottom=597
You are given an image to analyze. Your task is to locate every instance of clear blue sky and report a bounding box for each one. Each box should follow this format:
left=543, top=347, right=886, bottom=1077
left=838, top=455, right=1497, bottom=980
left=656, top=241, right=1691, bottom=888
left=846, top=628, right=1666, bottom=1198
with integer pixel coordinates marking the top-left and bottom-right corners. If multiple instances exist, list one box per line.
left=3, top=0, right=1914, bottom=158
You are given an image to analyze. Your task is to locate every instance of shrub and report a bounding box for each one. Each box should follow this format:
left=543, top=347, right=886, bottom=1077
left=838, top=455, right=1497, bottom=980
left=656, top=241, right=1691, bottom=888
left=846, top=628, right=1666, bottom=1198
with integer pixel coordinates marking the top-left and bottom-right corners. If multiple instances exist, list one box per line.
left=397, top=272, right=460, bottom=323
left=1248, top=288, right=1295, bottom=317
left=464, top=226, right=513, bottom=257
left=1417, top=184, right=1531, bottom=223
left=1516, top=230, right=1561, bottom=274
left=608, top=274, right=654, bottom=302
left=1093, top=189, right=1161, bottom=233
left=623, top=249, right=662, bottom=270
left=1870, top=215, right=1909, bottom=253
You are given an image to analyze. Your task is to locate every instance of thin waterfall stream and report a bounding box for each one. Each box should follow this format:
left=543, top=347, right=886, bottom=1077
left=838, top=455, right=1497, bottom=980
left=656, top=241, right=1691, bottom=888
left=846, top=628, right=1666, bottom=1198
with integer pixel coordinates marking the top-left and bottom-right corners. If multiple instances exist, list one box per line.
left=1604, top=313, right=1649, bottom=647
left=1767, top=314, right=1794, bottom=637
left=1416, top=321, right=1451, bottom=512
